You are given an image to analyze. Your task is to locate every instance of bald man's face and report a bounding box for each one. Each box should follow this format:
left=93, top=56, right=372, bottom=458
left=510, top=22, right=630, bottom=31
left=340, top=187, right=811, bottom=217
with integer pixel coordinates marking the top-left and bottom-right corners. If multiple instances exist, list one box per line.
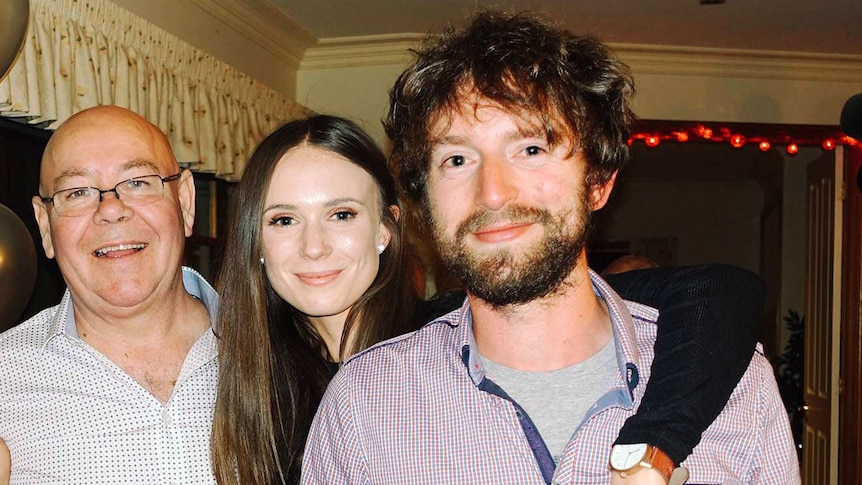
left=32, top=108, right=196, bottom=313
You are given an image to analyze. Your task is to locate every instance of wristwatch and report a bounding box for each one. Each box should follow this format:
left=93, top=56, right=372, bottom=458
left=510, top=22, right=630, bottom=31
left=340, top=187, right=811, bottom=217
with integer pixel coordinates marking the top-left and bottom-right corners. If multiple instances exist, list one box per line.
left=609, top=443, right=675, bottom=483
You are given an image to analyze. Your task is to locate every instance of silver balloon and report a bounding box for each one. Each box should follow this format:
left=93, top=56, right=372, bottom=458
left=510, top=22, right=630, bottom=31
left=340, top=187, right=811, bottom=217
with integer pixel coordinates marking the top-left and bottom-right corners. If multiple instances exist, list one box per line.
left=0, top=0, right=30, bottom=83
left=0, top=203, right=37, bottom=330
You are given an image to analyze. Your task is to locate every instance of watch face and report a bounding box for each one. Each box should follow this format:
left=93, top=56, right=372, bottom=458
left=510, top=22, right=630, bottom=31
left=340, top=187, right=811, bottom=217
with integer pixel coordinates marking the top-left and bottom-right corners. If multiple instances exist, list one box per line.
left=610, top=443, right=649, bottom=470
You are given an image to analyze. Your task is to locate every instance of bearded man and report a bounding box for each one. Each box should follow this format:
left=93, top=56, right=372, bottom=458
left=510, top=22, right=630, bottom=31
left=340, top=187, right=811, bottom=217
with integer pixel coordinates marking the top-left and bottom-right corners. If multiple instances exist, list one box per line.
left=301, top=10, right=799, bottom=485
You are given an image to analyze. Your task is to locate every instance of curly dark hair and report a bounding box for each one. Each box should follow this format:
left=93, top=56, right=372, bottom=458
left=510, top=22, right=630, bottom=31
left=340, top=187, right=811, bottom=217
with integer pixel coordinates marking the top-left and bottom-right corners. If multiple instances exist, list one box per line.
left=384, top=10, right=636, bottom=205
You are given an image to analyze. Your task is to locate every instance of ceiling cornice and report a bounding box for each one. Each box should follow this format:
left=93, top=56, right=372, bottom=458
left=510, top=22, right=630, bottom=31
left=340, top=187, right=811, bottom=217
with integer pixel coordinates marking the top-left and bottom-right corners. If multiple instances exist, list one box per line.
left=178, top=3, right=862, bottom=84
left=617, top=43, right=862, bottom=83
left=188, top=0, right=317, bottom=70
left=301, top=34, right=426, bottom=70
left=302, top=35, right=862, bottom=83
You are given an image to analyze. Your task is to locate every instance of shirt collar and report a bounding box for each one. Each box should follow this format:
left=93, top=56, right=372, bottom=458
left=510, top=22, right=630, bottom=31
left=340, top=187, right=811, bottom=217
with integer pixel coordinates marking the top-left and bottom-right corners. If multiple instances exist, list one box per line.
left=588, top=270, right=647, bottom=401
left=42, top=289, right=74, bottom=346
left=40, top=267, right=219, bottom=354
left=457, top=270, right=646, bottom=400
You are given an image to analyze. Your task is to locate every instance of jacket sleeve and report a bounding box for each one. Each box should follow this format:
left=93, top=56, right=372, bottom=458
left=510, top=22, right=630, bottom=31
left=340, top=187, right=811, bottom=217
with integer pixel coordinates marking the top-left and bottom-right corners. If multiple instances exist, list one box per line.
left=604, top=263, right=765, bottom=464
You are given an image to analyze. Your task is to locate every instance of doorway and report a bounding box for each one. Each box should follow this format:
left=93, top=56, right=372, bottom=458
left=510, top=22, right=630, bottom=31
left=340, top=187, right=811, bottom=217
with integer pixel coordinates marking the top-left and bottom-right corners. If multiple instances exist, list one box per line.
left=590, top=120, right=859, bottom=482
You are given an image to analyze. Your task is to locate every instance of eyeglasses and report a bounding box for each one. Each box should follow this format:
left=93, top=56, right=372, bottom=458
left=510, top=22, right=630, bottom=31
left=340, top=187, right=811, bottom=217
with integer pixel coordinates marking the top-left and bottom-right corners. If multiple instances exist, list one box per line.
left=40, top=172, right=182, bottom=217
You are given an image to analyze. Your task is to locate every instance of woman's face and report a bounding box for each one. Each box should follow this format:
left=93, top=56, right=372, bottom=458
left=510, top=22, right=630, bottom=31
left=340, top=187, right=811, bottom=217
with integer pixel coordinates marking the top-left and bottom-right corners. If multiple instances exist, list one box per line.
left=261, top=145, right=391, bottom=326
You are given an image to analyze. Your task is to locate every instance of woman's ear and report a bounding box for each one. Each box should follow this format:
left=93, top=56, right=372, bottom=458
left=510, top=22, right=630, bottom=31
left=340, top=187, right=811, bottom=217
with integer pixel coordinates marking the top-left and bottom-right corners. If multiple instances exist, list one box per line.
left=377, top=222, right=392, bottom=250
left=375, top=205, right=399, bottom=252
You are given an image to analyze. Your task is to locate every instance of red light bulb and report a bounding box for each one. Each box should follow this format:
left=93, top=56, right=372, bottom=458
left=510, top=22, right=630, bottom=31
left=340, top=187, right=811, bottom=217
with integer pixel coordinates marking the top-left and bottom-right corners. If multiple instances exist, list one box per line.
left=645, top=136, right=660, bottom=147
left=786, top=143, right=799, bottom=155
left=730, top=134, right=745, bottom=148
left=758, top=141, right=771, bottom=152
left=821, top=139, right=835, bottom=151
left=675, top=132, right=689, bottom=142
left=702, top=128, right=713, bottom=139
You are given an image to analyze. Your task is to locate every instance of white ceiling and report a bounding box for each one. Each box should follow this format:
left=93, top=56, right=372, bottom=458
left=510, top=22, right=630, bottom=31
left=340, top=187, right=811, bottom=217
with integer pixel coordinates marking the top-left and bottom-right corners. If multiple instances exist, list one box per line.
left=269, top=0, right=862, bottom=55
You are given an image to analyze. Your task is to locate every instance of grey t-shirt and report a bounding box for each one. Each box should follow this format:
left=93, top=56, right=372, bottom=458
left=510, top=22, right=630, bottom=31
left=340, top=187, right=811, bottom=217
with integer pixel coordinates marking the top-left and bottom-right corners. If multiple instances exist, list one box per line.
left=479, top=338, right=617, bottom=462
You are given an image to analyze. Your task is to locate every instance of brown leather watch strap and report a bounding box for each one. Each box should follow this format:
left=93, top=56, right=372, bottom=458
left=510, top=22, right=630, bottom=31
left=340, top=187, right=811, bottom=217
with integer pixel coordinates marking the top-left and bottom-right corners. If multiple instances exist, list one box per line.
left=643, top=445, right=675, bottom=482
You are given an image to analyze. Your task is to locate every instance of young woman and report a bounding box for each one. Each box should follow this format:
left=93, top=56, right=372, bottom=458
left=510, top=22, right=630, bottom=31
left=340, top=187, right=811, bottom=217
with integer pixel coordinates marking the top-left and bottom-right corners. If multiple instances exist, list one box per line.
left=210, top=114, right=764, bottom=484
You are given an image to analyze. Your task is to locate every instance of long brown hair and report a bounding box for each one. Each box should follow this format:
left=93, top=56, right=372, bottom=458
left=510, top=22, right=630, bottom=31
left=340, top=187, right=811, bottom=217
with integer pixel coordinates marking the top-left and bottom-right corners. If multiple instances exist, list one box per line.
left=211, top=115, right=417, bottom=484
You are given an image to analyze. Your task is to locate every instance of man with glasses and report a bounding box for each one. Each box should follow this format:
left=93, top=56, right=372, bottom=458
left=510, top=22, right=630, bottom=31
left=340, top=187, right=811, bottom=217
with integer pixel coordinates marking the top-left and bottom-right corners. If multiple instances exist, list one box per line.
left=0, top=105, right=218, bottom=483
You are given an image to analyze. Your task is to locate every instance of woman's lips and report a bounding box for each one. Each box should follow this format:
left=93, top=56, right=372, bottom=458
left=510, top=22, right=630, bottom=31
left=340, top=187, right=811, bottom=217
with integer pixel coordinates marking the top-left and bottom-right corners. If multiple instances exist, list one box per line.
left=295, top=270, right=342, bottom=286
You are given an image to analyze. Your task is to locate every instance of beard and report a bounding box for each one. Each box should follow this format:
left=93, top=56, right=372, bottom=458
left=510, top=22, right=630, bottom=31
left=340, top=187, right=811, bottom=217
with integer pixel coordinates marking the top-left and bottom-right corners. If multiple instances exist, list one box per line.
left=429, top=187, right=593, bottom=309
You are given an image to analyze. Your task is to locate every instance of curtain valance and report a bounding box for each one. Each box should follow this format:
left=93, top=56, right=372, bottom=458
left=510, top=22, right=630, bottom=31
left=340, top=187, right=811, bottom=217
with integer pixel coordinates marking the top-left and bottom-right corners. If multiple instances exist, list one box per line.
left=0, top=0, right=310, bottom=180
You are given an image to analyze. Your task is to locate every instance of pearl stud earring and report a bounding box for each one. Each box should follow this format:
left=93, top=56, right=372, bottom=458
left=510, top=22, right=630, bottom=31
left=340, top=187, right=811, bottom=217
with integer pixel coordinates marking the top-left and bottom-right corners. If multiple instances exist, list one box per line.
left=377, top=244, right=386, bottom=254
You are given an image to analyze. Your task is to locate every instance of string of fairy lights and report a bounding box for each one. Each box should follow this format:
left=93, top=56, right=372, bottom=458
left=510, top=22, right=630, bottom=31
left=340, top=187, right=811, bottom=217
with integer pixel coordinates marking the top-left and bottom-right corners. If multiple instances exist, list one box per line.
left=629, top=122, right=858, bottom=155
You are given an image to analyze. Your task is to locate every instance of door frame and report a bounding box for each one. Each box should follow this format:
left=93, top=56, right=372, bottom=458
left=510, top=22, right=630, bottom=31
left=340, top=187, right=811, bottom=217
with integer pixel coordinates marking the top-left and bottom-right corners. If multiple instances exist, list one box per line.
left=840, top=145, right=862, bottom=484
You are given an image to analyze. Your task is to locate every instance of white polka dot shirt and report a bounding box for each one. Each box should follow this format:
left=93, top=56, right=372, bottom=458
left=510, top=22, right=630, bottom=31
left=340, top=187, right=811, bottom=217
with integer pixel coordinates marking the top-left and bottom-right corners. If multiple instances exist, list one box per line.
left=0, top=268, right=219, bottom=484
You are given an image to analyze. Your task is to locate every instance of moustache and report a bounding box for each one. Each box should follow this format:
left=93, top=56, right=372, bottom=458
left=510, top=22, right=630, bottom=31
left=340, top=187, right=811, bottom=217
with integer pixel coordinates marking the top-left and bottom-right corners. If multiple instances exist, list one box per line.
left=454, top=205, right=554, bottom=241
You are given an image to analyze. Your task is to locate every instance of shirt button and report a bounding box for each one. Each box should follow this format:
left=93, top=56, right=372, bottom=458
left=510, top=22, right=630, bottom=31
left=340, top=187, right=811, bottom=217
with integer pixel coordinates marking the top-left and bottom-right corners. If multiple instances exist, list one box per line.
left=162, top=410, right=173, bottom=427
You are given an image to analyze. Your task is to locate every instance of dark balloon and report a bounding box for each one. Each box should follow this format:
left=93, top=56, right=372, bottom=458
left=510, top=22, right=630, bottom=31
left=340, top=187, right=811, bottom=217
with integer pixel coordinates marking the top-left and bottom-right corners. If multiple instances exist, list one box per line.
left=0, top=203, right=37, bottom=331
left=0, top=0, right=29, bottom=83
left=840, top=93, right=862, bottom=141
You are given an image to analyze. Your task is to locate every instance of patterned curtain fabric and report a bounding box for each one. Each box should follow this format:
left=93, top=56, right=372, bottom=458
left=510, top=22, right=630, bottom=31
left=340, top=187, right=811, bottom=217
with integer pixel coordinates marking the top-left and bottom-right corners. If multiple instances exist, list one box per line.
left=0, top=0, right=310, bottom=180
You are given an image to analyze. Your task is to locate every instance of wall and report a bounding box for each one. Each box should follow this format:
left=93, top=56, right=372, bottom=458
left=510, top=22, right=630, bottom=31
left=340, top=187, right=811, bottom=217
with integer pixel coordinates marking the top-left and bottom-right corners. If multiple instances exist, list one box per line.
left=781, top=148, right=816, bottom=336
left=296, top=37, right=421, bottom=146
left=298, top=42, right=862, bottom=147
left=297, top=63, right=407, bottom=148
left=633, top=74, right=856, bottom=125
left=595, top=179, right=764, bottom=272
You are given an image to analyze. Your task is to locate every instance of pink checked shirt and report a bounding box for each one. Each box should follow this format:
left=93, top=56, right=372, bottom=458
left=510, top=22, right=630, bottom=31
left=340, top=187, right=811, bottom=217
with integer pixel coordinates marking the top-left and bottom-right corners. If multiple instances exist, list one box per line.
left=302, top=271, right=800, bottom=485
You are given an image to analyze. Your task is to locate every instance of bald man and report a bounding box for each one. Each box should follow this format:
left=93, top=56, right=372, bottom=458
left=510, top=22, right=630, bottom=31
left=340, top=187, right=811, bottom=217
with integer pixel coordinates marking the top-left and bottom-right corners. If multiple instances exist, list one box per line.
left=602, top=255, right=660, bottom=276
left=0, top=106, right=218, bottom=483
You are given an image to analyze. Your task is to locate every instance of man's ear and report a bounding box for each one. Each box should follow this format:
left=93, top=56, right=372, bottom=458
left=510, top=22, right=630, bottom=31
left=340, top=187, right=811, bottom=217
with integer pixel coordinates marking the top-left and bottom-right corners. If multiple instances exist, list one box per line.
left=177, top=169, right=196, bottom=237
left=32, top=196, right=55, bottom=259
left=388, top=204, right=401, bottom=222
left=589, top=170, right=618, bottom=211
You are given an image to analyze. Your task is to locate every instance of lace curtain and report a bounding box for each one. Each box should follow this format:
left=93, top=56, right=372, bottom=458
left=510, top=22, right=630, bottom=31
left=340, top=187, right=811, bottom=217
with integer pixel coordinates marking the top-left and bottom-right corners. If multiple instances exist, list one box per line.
left=0, top=0, right=310, bottom=180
